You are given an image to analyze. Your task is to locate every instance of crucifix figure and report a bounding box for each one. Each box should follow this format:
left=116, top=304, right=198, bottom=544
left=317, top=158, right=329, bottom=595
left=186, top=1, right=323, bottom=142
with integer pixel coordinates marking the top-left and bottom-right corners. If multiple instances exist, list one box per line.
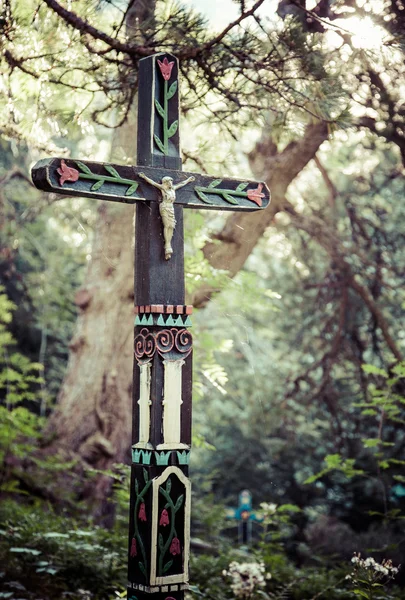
left=31, top=52, right=270, bottom=600
left=139, top=173, right=195, bottom=260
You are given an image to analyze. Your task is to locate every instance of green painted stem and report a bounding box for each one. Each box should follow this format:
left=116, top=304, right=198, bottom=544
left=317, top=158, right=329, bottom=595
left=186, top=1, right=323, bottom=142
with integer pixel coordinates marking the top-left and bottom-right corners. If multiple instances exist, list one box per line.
left=158, top=486, right=176, bottom=576
left=77, top=173, right=138, bottom=187
left=133, top=480, right=151, bottom=578
left=164, top=79, right=168, bottom=155
left=196, top=186, right=249, bottom=199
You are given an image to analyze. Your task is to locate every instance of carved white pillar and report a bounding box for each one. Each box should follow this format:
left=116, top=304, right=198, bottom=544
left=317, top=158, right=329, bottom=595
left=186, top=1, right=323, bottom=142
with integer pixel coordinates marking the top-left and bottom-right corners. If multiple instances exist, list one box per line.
left=158, top=359, right=187, bottom=449
left=136, top=362, right=152, bottom=447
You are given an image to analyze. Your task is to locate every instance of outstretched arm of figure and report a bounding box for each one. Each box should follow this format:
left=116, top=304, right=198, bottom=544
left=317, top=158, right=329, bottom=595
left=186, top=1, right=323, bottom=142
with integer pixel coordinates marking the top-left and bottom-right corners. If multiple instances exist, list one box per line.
left=173, top=175, right=195, bottom=191
left=138, top=172, right=164, bottom=190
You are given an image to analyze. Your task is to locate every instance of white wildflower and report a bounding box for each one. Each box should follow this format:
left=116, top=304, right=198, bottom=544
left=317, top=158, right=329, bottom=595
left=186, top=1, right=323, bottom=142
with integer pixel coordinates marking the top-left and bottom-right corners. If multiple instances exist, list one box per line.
left=224, top=560, right=271, bottom=598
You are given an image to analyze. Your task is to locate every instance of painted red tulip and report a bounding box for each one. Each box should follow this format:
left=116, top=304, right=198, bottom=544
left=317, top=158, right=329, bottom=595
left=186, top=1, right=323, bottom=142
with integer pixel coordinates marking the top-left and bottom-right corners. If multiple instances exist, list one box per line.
left=157, top=57, right=175, bottom=81
left=247, top=183, right=265, bottom=207
left=57, top=160, right=79, bottom=186
left=159, top=508, right=169, bottom=527
left=169, top=537, right=181, bottom=555
left=138, top=502, right=147, bottom=522
left=130, top=537, right=137, bottom=557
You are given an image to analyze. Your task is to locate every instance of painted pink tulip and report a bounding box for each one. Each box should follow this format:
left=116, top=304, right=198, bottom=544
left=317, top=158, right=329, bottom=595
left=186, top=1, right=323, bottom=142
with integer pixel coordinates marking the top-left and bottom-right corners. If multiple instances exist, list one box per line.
left=138, top=502, right=147, bottom=522
left=130, top=537, right=137, bottom=557
left=157, top=57, right=175, bottom=81
left=159, top=508, right=169, bottom=527
left=247, top=183, right=265, bottom=207
left=169, top=537, right=181, bottom=555
left=57, top=160, right=79, bottom=186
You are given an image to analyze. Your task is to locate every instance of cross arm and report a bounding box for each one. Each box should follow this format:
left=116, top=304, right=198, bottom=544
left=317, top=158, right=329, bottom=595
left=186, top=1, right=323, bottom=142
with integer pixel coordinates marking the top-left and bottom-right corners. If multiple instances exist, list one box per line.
left=31, top=158, right=271, bottom=212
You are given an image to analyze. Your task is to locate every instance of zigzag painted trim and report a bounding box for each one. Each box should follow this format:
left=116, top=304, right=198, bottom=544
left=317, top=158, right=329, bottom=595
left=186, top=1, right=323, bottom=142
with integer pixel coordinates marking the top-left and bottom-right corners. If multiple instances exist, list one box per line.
left=135, top=313, right=192, bottom=327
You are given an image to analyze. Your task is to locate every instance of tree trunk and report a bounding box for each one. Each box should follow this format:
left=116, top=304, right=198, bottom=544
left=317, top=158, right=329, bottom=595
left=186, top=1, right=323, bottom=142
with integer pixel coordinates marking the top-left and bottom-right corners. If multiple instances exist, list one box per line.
left=42, top=0, right=156, bottom=514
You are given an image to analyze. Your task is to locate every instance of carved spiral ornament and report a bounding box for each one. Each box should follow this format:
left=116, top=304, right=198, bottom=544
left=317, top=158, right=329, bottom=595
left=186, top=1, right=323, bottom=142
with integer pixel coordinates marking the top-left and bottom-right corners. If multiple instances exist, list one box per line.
left=156, top=329, right=175, bottom=353
left=134, top=327, right=192, bottom=363
left=176, top=329, right=192, bottom=353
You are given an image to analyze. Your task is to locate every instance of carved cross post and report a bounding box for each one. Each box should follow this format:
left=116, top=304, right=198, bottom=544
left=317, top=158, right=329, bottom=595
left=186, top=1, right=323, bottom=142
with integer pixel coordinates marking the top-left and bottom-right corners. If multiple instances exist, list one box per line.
left=31, top=52, right=270, bottom=600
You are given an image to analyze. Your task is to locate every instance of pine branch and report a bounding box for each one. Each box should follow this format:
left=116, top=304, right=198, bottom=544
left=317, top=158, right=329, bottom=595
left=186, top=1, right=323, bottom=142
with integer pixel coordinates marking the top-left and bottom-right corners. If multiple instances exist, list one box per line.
left=42, top=0, right=150, bottom=56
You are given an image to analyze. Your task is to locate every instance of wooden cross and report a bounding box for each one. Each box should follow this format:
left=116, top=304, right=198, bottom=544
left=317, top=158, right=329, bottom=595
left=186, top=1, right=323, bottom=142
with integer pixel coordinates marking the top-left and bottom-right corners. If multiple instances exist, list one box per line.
left=31, top=52, right=270, bottom=600
left=226, top=489, right=263, bottom=545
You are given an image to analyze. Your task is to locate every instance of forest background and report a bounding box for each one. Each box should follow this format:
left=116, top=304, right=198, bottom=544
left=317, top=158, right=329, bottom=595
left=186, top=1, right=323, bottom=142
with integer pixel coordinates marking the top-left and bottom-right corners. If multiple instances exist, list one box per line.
left=0, top=0, right=404, bottom=599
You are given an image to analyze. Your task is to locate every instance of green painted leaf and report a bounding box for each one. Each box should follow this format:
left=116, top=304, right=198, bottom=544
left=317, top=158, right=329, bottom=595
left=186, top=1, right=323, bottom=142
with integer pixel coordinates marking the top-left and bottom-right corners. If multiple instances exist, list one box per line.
left=143, top=468, right=148, bottom=483
left=104, top=164, right=120, bottom=177
left=158, top=533, right=164, bottom=551
left=154, top=99, right=165, bottom=118
left=223, top=192, right=239, bottom=205
left=76, top=161, right=92, bottom=174
left=166, top=477, right=172, bottom=494
left=195, top=188, right=214, bottom=204
left=91, top=180, right=104, bottom=191
left=138, top=562, right=146, bottom=577
left=126, top=183, right=138, bottom=196
left=135, top=479, right=139, bottom=494
left=236, top=182, right=249, bottom=192
left=167, top=80, right=178, bottom=100
left=208, top=179, right=222, bottom=189
left=174, top=494, right=184, bottom=512
left=167, top=120, right=178, bottom=138
left=154, top=134, right=166, bottom=154
left=163, top=560, right=173, bottom=573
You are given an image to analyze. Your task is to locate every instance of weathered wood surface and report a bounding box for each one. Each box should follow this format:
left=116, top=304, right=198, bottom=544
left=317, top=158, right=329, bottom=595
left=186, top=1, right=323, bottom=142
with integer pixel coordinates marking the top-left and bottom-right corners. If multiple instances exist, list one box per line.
left=31, top=158, right=270, bottom=211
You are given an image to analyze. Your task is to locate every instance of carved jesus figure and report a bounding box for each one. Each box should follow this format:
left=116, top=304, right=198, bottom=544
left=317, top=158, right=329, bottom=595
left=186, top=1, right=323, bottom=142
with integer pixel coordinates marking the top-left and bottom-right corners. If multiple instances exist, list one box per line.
left=139, top=173, right=195, bottom=260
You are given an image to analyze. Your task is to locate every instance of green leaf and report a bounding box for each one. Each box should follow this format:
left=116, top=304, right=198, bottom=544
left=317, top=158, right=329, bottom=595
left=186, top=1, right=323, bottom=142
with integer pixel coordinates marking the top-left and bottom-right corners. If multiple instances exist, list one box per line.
left=154, top=99, right=165, bottom=118
left=304, top=469, right=329, bottom=484
left=167, top=80, right=178, bottom=100
left=325, top=454, right=342, bottom=468
left=104, top=164, right=120, bottom=177
left=353, top=590, right=369, bottom=598
left=158, top=533, right=164, bottom=551
left=135, top=479, right=139, bottom=494
left=138, top=562, right=146, bottom=577
left=167, top=120, right=178, bottom=138
left=362, top=438, right=381, bottom=448
left=174, top=494, right=184, bottom=512
left=126, top=183, right=138, bottom=196
left=392, top=363, right=405, bottom=377
left=91, top=180, right=104, bottom=191
left=208, top=179, right=222, bottom=189
left=222, top=192, right=239, bottom=205
left=76, top=161, right=92, bottom=174
left=195, top=189, right=214, bottom=204
left=10, top=547, right=41, bottom=555
left=236, top=182, right=249, bottom=192
left=362, top=364, right=388, bottom=377
left=154, top=134, right=166, bottom=154
left=166, top=477, right=172, bottom=494
left=143, top=468, right=148, bottom=484
left=163, top=559, right=173, bottom=573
